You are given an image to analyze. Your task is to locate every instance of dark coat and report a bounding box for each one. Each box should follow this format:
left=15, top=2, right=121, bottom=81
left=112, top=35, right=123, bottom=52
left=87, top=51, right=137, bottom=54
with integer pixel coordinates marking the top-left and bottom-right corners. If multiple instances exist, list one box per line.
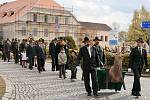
left=68, top=54, right=77, bottom=70
left=93, top=45, right=105, bottom=66
left=129, top=46, right=148, bottom=73
left=77, top=45, right=100, bottom=70
left=49, top=42, right=56, bottom=57
left=26, top=44, right=34, bottom=58
left=35, top=45, right=45, bottom=60
left=11, top=41, right=18, bottom=53
left=19, top=42, right=26, bottom=53
left=3, top=42, right=11, bottom=53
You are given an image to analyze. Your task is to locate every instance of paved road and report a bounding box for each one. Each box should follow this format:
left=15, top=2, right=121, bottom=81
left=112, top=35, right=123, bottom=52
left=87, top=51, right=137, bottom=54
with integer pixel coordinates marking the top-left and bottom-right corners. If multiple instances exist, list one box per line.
left=0, top=61, right=150, bottom=100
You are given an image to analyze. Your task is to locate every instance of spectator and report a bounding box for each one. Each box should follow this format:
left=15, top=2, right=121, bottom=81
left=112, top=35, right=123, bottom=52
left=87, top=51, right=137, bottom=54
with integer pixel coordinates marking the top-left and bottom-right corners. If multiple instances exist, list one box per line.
left=58, top=47, right=67, bottom=79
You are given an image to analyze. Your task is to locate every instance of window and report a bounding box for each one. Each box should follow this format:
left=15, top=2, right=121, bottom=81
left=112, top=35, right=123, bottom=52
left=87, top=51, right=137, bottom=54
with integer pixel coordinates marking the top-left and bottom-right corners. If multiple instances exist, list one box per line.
left=55, top=16, right=59, bottom=24
left=105, top=36, right=108, bottom=42
left=33, top=14, right=37, bottom=22
left=2, top=12, right=7, bottom=17
left=65, top=17, right=68, bottom=24
left=32, top=28, right=37, bottom=36
left=44, top=29, right=48, bottom=37
left=44, top=15, right=48, bottom=23
left=101, top=36, right=104, bottom=41
left=50, top=15, right=55, bottom=23
left=85, top=33, right=89, bottom=37
left=8, top=11, right=14, bottom=16
left=22, top=27, right=26, bottom=36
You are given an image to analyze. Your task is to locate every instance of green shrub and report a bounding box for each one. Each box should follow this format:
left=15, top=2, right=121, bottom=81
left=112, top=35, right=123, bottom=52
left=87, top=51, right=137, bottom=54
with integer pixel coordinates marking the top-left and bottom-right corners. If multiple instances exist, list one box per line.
left=105, top=52, right=115, bottom=66
left=122, top=53, right=129, bottom=70
left=146, top=55, right=150, bottom=69
left=51, top=36, right=77, bottom=49
left=64, top=36, right=77, bottom=49
left=105, top=52, right=129, bottom=70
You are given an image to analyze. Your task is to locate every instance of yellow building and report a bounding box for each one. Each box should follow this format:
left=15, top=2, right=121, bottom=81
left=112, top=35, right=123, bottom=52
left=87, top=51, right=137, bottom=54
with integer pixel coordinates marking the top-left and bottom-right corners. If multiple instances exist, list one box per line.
left=79, top=21, right=112, bottom=47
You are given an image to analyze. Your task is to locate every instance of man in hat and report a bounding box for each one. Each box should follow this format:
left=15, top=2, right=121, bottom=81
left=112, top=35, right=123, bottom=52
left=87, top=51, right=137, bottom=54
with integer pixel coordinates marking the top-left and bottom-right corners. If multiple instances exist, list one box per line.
left=93, top=36, right=105, bottom=67
left=55, top=37, right=68, bottom=71
left=77, top=37, right=100, bottom=96
left=129, top=38, right=148, bottom=96
left=26, top=40, right=35, bottom=70
left=49, top=38, right=57, bottom=71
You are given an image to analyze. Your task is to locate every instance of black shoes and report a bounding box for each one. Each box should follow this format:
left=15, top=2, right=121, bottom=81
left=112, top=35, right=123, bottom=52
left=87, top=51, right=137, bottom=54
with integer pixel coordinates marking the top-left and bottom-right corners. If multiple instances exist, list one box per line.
left=87, top=93, right=99, bottom=97
left=87, top=93, right=91, bottom=96
left=132, top=92, right=141, bottom=96
left=93, top=93, right=99, bottom=97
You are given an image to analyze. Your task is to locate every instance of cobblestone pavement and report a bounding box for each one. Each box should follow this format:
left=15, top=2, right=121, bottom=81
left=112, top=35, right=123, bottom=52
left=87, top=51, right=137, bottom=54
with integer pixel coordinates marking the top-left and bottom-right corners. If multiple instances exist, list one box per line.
left=0, top=61, right=150, bottom=100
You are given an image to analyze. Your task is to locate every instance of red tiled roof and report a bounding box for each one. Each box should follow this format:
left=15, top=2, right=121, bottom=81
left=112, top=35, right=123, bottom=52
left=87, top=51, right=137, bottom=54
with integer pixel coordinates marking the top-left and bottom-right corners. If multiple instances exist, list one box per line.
left=0, top=0, right=64, bottom=24
left=79, top=21, right=112, bottom=31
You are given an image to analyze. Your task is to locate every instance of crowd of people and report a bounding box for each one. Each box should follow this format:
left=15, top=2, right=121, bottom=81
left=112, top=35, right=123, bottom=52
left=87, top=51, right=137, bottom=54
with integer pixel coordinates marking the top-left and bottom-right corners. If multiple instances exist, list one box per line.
left=0, top=36, right=148, bottom=97
left=0, top=38, right=47, bottom=73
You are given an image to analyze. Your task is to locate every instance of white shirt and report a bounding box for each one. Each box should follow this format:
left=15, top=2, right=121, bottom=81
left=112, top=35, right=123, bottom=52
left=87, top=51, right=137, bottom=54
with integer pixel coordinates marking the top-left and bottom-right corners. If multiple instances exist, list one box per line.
left=138, top=47, right=142, bottom=54
left=87, top=46, right=91, bottom=58
left=21, top=53, right=27, bottom=60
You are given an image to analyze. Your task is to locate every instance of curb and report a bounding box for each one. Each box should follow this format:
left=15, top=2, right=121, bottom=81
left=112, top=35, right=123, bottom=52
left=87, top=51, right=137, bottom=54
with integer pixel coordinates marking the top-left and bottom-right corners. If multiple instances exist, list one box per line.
left=125, top=72, right=150, bottom=77
left=0, top=75, right=13, bottom=100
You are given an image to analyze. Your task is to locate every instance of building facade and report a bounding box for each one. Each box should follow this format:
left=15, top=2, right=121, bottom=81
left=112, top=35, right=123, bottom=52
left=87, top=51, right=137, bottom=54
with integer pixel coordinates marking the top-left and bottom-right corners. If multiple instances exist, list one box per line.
left=0, top=0, right=111, bottom=47
left=0, top=0, right=79, bottom=41
left=79, top=21, right=112, bottom=47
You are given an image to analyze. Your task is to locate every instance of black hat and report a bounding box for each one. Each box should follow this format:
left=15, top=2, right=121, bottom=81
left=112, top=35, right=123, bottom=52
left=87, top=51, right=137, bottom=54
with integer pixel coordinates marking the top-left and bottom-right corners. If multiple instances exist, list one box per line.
left=93, top=36, right=101, bottom=41
left=82, top=37, right=90, bottom=43
left=59, top=37, right=64, bottom=40
left=136, top=38, right=144, bottom=43
left=54, top=38, right=57, bottom=41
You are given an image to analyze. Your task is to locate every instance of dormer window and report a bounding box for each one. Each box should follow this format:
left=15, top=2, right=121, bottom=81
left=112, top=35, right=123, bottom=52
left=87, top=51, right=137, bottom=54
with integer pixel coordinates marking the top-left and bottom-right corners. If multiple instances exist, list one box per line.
left=1, top=12, right=7, bottom=17
left=8, top=11, right=14, bottom=17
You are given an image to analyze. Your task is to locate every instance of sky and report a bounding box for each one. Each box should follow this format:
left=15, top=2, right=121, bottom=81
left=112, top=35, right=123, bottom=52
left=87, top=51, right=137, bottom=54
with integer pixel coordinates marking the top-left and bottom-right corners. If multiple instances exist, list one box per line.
left=1, top=0, right=150, bottom=31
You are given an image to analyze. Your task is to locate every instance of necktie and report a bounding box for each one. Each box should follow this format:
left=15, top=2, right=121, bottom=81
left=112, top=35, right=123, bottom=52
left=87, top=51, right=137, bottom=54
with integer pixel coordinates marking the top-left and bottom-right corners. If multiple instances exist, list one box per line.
left=139, top=47, right=142, bottom=55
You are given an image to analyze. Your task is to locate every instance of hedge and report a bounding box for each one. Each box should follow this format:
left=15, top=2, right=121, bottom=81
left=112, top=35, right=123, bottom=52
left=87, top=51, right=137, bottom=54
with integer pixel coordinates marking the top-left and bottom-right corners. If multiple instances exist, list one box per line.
left=105, top=52, right=150, bottom=71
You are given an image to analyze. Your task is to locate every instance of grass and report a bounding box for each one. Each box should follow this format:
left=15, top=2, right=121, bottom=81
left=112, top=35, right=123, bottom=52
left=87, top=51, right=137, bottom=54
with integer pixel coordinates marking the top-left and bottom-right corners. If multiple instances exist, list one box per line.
left=0, top=76, right=6, bottom=99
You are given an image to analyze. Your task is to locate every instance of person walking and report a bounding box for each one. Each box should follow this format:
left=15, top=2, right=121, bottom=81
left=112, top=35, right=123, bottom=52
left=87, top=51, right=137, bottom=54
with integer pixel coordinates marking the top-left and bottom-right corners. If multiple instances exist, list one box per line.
left=77, top=37, right=100, bottom=96
left=55, top=37, right=68, bottom=71
left=68, top=50, right=78, bottom=81
left=58, top=47, right=67, bottom=79
left=12, top=38, right=19, bottom=63
left=129, top=38, right=148, bottom=97
left=3, top=39, right=11, bottom=62
left=93, top=37, right=105, bottom=67
left=35, top=40, right=46, bottom=73
left=26, top=40, right=35, bottom=70
left=49, top=38, right=57, bottom=71
left=19, top=39, right=26, bottom=65
left=21, top=49, right=28, bottom=68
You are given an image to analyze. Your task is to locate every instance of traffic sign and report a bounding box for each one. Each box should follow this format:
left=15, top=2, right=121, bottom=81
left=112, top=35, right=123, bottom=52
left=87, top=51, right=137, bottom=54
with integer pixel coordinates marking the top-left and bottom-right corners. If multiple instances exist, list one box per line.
left=109, top=40, right=118, bottom=45
left=141, top=21, right=150, bottom=28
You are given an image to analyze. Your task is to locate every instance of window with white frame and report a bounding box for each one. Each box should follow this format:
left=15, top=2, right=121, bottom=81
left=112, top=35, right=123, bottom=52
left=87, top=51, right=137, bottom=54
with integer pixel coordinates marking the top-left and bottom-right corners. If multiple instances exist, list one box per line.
left=32, top=28, right=38, bottom=36
left=44, top=29, right=48, bottom=37
left=44, top=15, right=48, bottom=23
left=33, top=14, right=37, bottom=22
left=22, top=27, right=26, bottom=36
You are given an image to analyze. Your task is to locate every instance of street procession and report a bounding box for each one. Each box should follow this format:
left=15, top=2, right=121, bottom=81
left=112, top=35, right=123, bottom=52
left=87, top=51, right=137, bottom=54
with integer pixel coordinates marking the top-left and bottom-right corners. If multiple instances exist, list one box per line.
left=0, top=0, right=150, bottom=100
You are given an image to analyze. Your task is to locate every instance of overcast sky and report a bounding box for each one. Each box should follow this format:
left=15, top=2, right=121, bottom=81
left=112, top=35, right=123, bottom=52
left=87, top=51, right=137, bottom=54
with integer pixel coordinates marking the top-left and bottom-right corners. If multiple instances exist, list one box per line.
left=1, top=0, right=150, bottom=31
